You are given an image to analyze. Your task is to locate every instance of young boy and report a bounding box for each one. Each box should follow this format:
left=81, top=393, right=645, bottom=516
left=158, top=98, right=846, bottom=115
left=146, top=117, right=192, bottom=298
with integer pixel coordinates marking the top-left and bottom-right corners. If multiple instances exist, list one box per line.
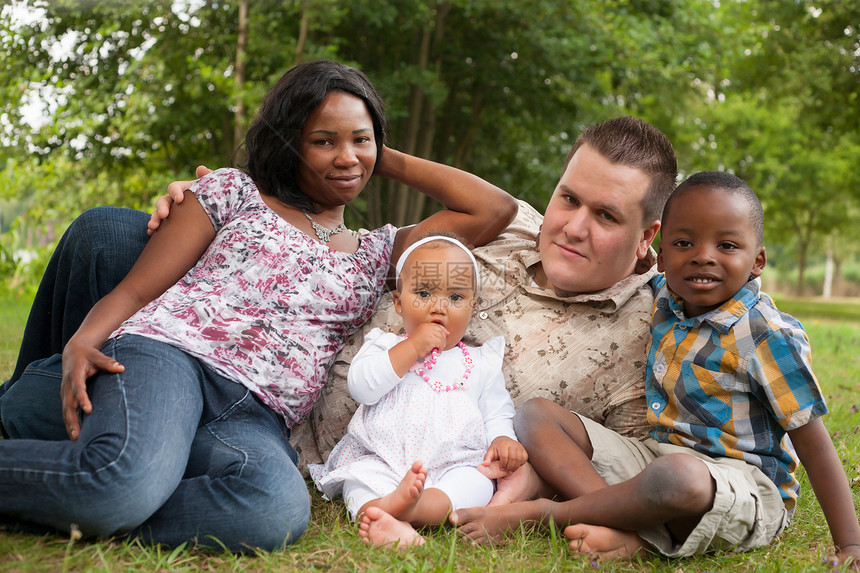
left=450, top=171, right=860, bottom=567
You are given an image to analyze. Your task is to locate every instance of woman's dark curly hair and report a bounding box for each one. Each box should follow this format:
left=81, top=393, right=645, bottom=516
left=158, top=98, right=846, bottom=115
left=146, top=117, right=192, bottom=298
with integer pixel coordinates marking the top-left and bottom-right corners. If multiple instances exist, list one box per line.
left=242, top=60, right=387, bottom=213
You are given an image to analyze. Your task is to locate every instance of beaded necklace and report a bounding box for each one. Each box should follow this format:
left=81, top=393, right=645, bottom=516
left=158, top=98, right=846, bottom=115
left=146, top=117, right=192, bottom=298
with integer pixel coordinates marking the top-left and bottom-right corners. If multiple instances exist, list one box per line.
left=409, top=341, right=473, bottom=392
left=302, top=209, right=347, bottom=243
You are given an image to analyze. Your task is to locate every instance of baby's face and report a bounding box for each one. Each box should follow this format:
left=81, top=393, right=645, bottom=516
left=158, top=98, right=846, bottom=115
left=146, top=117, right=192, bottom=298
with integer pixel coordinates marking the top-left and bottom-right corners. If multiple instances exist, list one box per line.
left=657, top=186, right=766, bottom=317
left=394, top=244, right=477, bottom=350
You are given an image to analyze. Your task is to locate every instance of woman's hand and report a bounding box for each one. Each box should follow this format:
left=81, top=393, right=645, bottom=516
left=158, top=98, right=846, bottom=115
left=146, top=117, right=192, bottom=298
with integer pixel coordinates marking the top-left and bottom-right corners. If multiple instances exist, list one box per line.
left=147, top=165, right=213, bottom=235
left=61, top=339, right=125, bottom=440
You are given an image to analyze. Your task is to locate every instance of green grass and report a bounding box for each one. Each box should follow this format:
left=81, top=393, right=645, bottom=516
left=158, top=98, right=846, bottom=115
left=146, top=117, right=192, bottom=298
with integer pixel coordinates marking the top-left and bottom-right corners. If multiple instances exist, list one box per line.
left=773, top=295, right=860, bottom=323
left=1, top=293, right=858, bottom=572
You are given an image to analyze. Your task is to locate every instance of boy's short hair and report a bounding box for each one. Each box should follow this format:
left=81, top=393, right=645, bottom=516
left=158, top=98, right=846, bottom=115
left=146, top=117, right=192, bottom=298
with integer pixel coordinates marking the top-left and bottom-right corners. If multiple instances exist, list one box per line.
left=663, top=171, right=764, bottom=245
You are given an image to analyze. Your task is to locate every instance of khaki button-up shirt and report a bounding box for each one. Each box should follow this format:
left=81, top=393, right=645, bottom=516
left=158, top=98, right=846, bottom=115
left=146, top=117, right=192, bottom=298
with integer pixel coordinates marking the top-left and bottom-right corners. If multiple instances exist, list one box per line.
left=293, top=201, right=657, bottom=469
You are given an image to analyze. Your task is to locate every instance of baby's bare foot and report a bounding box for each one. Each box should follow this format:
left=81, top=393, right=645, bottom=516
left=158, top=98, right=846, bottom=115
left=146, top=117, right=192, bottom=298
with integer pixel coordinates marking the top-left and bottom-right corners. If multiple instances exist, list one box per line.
left=358, top=506, right=425, bottom=549
left=374, top=460, right=427, bottom=520
left=564, top=523, right=647, bottom=560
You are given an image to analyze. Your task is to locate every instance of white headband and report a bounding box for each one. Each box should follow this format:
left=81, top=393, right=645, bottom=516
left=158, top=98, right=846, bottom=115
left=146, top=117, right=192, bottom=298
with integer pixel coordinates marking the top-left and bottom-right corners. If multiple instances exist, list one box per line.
left=394, top=236, right=480, bottom=284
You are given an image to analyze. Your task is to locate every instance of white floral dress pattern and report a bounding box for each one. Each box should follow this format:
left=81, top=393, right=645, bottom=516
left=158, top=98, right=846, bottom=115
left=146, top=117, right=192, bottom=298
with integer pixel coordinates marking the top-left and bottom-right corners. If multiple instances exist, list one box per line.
left=114, top=168, right=396, bottom=427
left=309, top=330, right=513, bottom=499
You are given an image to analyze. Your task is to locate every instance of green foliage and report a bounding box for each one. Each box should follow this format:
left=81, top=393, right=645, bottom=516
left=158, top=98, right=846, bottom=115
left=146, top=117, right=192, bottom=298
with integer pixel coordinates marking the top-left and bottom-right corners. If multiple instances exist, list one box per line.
left=680, top=0, right=860, bottom=290
left=0, top=0, right=858, bottom=291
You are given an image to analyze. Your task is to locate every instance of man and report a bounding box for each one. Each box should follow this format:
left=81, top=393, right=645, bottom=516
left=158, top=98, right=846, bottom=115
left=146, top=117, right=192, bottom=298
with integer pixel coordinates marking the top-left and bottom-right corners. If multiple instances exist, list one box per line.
left=1, top=117, right=677, bottom=500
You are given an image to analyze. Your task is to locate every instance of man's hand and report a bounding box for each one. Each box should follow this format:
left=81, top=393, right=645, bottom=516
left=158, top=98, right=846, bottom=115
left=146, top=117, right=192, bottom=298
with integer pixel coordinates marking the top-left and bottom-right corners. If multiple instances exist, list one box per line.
left=147, top=165, right=213, bottom=235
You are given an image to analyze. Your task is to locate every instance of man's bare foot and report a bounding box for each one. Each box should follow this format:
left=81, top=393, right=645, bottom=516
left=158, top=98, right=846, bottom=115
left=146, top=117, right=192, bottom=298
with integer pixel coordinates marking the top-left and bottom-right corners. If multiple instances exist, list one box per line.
left=564, top=523, right=648, bottom=560
left=364, top=460, right=427, bottom=521
left=358, top=506, right=425, bottom=549
left=450, top=502, right=538, bottom=544
left=486, top=461, right=544, bottom=506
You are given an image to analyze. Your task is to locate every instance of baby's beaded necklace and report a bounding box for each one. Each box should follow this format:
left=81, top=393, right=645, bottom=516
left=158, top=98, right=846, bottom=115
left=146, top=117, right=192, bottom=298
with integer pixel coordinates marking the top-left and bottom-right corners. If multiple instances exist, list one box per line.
left=408, top=340, right=474, bottom=392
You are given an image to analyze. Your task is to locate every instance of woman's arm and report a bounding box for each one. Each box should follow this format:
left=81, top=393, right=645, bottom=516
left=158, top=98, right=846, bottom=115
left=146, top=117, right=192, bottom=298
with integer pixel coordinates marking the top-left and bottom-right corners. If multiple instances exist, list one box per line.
left=373, top=147, right=518, bottom=269
left=789, top=418, right=860, bottom=568
left=148, top=150, right=518, bottom=263
left=62, top=192, right=216, bottom=439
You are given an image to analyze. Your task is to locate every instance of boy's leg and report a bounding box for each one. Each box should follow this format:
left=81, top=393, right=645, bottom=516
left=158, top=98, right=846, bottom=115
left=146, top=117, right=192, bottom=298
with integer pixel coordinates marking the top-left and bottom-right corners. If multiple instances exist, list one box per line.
left=452, top=398, right=614, bottom=540
left=131, top=370, right=311, bottom=552
left=489, top=397, right=605, bottom=505
left=565, top=451, right=787, bottom=559
left=513, top=397, right=610, bottom=499
left=453, top=412, right=716, bottom=548
left=0, top=336, right=202, bottom=537
left=6, top=207, right=149, bottom=384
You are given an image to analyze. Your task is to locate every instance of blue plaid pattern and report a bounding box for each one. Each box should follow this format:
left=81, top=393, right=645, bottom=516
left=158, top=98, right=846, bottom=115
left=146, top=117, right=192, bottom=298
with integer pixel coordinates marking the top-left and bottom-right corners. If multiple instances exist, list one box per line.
left=646, top=275, right=827, bottom=510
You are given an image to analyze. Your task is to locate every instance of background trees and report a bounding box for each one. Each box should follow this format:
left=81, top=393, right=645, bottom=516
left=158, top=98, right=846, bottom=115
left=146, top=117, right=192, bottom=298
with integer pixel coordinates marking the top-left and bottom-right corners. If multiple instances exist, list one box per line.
left=1, top=0, right=858, bottom=295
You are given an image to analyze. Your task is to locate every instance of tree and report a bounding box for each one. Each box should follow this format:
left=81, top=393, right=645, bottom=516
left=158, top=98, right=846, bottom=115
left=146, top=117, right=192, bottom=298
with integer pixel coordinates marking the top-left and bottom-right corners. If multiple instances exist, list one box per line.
left=679, top=0, right=860, bottom=293
left=2, top=0, right=858, bottom=298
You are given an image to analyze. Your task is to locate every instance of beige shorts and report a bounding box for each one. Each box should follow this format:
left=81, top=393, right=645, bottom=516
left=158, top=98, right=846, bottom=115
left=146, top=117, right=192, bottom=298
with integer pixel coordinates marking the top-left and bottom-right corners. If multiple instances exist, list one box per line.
left=577, top=414, right=791, bottom=557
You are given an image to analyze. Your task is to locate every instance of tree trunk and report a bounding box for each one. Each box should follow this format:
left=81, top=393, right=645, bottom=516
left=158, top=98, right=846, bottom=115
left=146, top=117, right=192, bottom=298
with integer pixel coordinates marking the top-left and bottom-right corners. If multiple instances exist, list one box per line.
left=823, top=234, right=834, bottom=298
left=795, top=205, right=818, bottom=296
left=366, top=180, right=383, bottom=230
left=796, top=243, right=806, bottom=296
left=233, top=0, right=249, bottom=150
left=454, top=87, right=484, bottom=168
left=391, top=25, right=433, bottom=228
left=406, top=98, right=438, bottom=223
left=295, top=0, right=310, bottom=65
left=406, top=1, right=450, bottom=223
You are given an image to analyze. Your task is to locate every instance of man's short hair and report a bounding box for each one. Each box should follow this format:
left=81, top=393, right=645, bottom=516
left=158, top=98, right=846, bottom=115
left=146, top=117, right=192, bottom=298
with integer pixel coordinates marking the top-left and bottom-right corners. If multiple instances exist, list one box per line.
left=565, top=116, right=677, bottom=225
left=664, top=171, right=764, bottom=245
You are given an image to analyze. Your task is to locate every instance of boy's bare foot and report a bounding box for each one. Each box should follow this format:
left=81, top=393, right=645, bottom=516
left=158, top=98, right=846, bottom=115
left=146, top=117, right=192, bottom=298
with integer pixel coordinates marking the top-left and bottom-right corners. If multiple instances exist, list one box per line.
left=372, top=460, right=427, bottom=520
left=564, top=523, right=648, bottom=560
left=358, top=506, right=425, bottom=549
left=450, top=503, right=534, bottom=544
left=486, top=461, right=543, bottom=505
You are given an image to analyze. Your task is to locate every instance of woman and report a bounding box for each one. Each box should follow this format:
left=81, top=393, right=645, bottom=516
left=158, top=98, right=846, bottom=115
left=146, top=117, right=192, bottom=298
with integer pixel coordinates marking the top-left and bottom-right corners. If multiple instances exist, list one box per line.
left=0, top=60, right=517, bottom=552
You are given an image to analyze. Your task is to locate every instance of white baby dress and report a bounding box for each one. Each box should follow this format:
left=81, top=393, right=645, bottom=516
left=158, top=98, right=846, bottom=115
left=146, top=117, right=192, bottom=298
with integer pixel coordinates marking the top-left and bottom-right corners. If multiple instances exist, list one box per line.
left=309, top=329, right=514, bottom=504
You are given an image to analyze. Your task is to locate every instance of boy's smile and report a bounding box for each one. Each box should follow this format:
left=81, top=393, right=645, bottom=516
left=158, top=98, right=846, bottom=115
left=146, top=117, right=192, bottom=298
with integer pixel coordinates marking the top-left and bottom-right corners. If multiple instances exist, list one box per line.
left=657, top=185, right=766, bottom=317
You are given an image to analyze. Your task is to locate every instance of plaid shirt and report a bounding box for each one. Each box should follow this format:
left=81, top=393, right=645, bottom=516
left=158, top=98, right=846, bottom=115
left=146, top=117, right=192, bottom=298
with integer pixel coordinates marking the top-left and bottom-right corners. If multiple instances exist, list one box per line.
left=646, top=275, right=827, bottom=510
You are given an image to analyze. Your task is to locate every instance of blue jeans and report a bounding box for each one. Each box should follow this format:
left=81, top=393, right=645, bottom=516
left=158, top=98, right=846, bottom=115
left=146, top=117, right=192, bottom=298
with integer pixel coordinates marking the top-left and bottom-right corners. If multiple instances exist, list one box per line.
left=0, top=207, right=311, bottom=550
left=0, top=336, right=310, bottom=551
left=5, top=207, right=151, bottom=385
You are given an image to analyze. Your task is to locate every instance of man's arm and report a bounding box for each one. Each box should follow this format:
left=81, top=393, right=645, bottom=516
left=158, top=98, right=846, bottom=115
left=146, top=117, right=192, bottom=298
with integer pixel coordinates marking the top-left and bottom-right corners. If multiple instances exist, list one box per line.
left=789, top=418, right=860, bottom=568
